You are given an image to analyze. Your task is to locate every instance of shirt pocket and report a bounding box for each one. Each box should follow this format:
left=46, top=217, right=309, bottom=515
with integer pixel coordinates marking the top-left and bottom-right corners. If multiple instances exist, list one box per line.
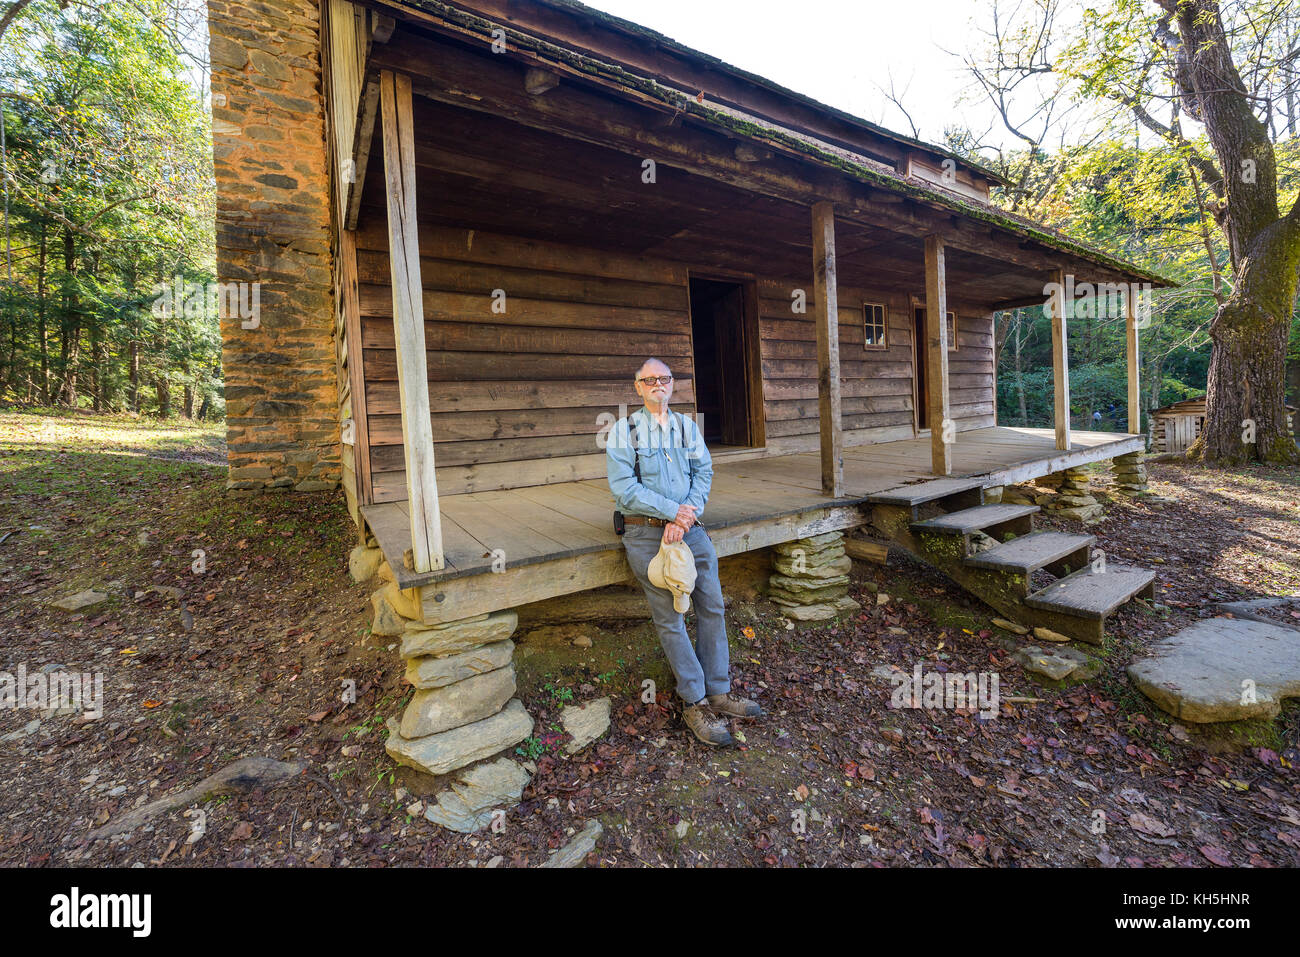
left=634, top=447, right=661, bottom=481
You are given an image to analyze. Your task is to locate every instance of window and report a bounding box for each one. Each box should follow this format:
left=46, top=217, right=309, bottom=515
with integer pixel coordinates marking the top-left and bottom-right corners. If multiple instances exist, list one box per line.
left=946, top=311, right=958, bottom=352
left=863, top=302, right=887, bottom=350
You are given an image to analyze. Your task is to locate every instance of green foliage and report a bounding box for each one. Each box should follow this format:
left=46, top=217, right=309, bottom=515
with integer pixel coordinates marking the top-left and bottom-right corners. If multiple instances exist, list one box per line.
left=0, top=0, right=219, bottom=416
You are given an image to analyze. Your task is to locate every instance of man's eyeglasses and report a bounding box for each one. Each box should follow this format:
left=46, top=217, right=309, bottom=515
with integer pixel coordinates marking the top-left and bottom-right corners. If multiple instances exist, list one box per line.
left=638, top=375, right=673, bottom=386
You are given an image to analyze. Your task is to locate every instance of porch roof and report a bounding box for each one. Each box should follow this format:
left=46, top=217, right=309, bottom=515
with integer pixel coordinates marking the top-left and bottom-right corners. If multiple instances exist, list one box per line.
left=369, top=0, right=1174, bottom=291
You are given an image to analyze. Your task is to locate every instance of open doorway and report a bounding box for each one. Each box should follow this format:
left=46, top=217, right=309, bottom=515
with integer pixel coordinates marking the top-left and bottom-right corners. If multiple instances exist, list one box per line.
left=688, top=277, right=760, bottom=448
left=913, top=306, right=929, bottom=430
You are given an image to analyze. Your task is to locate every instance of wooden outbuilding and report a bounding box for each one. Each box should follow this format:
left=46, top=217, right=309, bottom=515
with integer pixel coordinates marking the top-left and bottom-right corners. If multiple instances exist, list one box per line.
left=1153, top=395, right=1296, bottom=454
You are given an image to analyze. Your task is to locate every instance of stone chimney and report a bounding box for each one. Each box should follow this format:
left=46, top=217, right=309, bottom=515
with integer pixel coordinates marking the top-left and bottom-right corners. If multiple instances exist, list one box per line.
left=207, top=0, right=340, bottom=494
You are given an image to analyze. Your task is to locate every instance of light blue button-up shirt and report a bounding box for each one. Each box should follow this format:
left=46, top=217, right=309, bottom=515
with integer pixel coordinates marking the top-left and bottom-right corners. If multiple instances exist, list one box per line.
left=606, top=406, right=713, bottom=522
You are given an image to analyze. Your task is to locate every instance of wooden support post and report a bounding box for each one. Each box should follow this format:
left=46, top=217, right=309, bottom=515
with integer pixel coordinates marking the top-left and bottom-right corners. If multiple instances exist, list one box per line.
left=380, top=69, right=444, bottom=572
left=811, top=201, right=843, bottom=497
left=1049, top=267, right=1071, bottom=450
left=924, top=234, right=951, bottom=475
left=1126, top=285, right=1141, bottom=435
left=338, top=228, right=371, bottom=501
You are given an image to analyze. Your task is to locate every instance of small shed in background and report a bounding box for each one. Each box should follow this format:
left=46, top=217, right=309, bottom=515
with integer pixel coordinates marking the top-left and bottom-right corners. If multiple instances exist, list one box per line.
left=1153, top=395, right=1296, bottom=454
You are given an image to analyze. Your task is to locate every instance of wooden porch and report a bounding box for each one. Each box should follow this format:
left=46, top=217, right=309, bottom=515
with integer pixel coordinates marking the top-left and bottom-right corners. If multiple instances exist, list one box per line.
left=362, top=426, right=1142, bottom=624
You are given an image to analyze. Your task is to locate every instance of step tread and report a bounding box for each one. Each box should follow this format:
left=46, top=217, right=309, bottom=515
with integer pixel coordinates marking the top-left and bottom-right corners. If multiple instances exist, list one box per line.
left=1024, top=565, right=1156, bottom=620
left=868, top=477, right=986, bottom=507
left=964, top=531, right=1096, bottom=574
left=911, top=503, right=1039, bottom=535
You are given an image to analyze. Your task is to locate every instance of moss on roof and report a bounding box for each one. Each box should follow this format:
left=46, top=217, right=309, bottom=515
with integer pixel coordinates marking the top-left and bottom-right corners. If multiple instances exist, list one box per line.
left=388, top=0, right=1175, bottom=286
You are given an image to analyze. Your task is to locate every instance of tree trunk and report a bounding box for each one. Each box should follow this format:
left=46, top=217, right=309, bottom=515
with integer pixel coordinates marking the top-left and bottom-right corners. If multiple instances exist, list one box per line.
left=1189, top=219, right=1300, bottom=464
left=89, top=251, right=104, bottom=412
left=154, top=375, right=170, bottom=418
left=129, top=338, right=139, bottom=412
left=128, top=260, right=139, bottom=412
left=1157, top=0, right=1300, bottom=466
left=90, top=325, right=103, bottom=412
left=57, top=225, right=79, bottom=407
left=1013, top=320, right=1028, bottom=426
left=37, top=222, right=49, bottom=403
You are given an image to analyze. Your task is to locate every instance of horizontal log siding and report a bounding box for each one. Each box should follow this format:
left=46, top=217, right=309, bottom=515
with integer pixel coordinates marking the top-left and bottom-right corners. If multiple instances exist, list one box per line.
left=356, top=224, right=695, bottom=500
left=356, top=226, right=998, bottom=499
left=758, top=278, right=995, bottom=450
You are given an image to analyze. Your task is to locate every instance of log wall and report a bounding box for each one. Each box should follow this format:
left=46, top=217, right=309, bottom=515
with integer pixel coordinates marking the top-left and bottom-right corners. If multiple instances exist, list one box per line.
left=356, top=224, right=997, bottom=500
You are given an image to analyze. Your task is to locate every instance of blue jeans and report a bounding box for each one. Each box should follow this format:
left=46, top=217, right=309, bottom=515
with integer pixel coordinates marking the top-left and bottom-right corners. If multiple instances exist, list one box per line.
left=621, top=523, right=730, bottom=704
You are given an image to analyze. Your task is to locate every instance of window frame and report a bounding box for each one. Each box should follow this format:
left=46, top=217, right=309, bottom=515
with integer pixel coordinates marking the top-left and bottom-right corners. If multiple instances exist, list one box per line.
left=946, top=311, right=958, bottom=352
left=863, top=301, right=888, bottom=351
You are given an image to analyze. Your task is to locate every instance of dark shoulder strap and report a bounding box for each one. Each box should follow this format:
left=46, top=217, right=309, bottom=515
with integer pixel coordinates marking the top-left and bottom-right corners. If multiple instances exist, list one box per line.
left=629, top=412, right=641, bottom=481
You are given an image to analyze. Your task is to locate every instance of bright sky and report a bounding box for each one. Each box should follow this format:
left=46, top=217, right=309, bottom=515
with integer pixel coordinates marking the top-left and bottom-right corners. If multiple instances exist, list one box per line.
left=582, top=0, right=1008, bottom=151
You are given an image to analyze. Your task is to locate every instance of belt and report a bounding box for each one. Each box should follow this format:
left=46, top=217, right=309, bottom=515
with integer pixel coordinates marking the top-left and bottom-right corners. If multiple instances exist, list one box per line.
left=622, top=514, right=670, bottom=527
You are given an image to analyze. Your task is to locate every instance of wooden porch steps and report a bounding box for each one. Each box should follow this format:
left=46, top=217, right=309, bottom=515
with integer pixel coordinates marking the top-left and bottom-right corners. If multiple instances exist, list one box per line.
left=1025, top=564, right=1157, bottom=620
left=870, top=492, right=1156, bottom=645
left=868, top=478, right=986, bottom=507
left=910, top=503, right=1039, bottom=535
left=965, top=531, right=1095, bottom=574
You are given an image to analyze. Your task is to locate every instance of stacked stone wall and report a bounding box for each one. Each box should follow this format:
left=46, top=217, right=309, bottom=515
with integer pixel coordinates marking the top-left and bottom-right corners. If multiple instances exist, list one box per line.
left=208, top=0, right=341, bottom=493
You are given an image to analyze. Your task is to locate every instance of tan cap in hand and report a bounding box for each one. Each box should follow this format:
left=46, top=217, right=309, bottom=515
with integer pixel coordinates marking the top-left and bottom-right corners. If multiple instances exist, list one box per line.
left=647, top=539, right=697, bottom=614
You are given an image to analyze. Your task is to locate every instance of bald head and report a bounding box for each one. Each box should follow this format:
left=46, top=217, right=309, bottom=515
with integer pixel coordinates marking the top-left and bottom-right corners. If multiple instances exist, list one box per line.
left=636, top=358, right=671, bottom=379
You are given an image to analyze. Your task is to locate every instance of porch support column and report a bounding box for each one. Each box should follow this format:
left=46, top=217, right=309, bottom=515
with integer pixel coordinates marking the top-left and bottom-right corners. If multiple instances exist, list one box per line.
left=812, top=201, right=843, bottom=497
left=1126, top=285, right=1141, bottom=435
left=380, top=69, right=444, bottom=572
left=1049, top=267, right=1071, bottom=450
left=923, top=234, right=951, bottom=475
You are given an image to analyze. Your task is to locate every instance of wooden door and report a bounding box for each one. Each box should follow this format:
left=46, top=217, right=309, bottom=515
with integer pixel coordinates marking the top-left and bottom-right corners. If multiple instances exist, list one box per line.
left=914, top=307, right=929, bottom=429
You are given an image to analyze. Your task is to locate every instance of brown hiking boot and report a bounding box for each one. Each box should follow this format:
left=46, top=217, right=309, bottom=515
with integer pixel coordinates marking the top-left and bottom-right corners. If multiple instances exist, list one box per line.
left=708, top=692, right=763, bottom=718
left=683, top=700, right=735, bottom=747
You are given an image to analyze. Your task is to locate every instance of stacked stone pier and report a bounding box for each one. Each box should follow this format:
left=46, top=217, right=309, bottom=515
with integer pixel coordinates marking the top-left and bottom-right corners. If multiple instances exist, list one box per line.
left=353, top=543, right=534, bottom=832
left=1110, top=451, right=1149, bottom=495
left=768, top=531, right=860, bottom=622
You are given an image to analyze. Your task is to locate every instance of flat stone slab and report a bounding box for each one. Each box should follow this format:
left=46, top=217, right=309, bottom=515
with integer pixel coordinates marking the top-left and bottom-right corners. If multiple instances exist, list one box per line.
left=561, top=697, right=611, bottom=754
left=1128, top=618, right=1300, bottom=722
left=1014, top=646, right=1079, bottom=681
left=51, top=589, right=108, bottom=612
left=539, top=819, right=603, bottom=868
left=400, top=665, right=517, bottom=738
left=401, top=610, right=517, bottom=658
left=405, top=641, right=515, bottom=690
left=424, top=757, right=530, bottom=833
left=385, top=698, right=533, bottom=776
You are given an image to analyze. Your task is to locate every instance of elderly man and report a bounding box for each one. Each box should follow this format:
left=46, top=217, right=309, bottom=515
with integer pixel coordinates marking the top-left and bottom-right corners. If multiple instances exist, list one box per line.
left=605, top=358, right=762, bottom=747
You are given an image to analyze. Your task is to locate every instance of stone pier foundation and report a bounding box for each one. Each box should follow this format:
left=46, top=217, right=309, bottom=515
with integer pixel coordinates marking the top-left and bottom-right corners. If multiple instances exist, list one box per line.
left=1110, top=450, right=1149, bottom=495
left=362, top=560, right=534, bottom=832
left=768, top=532, right=860, bottom=622
left=1040, top=467, right=1104, bottom=522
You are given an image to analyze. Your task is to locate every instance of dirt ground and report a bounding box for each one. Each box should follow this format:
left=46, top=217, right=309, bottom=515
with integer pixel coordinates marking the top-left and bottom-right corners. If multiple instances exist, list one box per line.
left=2, top=409, right=1299, bottom=868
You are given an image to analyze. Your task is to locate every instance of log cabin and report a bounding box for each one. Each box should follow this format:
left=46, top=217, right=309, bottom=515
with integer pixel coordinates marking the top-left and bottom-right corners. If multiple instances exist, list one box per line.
left=208, top=0, right=1172, bottom=779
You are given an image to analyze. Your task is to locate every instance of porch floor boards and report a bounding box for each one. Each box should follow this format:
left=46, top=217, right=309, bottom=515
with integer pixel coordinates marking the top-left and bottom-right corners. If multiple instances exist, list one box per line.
left=362, top=427, right=1140, bottom=591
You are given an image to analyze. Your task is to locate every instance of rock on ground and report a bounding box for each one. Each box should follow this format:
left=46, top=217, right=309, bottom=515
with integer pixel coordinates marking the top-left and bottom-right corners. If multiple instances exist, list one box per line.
left=1015, top=647, right=1079, bottom=681
left=539, top=819, right=603, bottom=868
left=51, top=589, right=108, bottom=612
left=423, top=757, right=530, bottom=833
left=561, top=697, right=612, bottom=754
left=1128, top=618, right=1300, bottom=722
